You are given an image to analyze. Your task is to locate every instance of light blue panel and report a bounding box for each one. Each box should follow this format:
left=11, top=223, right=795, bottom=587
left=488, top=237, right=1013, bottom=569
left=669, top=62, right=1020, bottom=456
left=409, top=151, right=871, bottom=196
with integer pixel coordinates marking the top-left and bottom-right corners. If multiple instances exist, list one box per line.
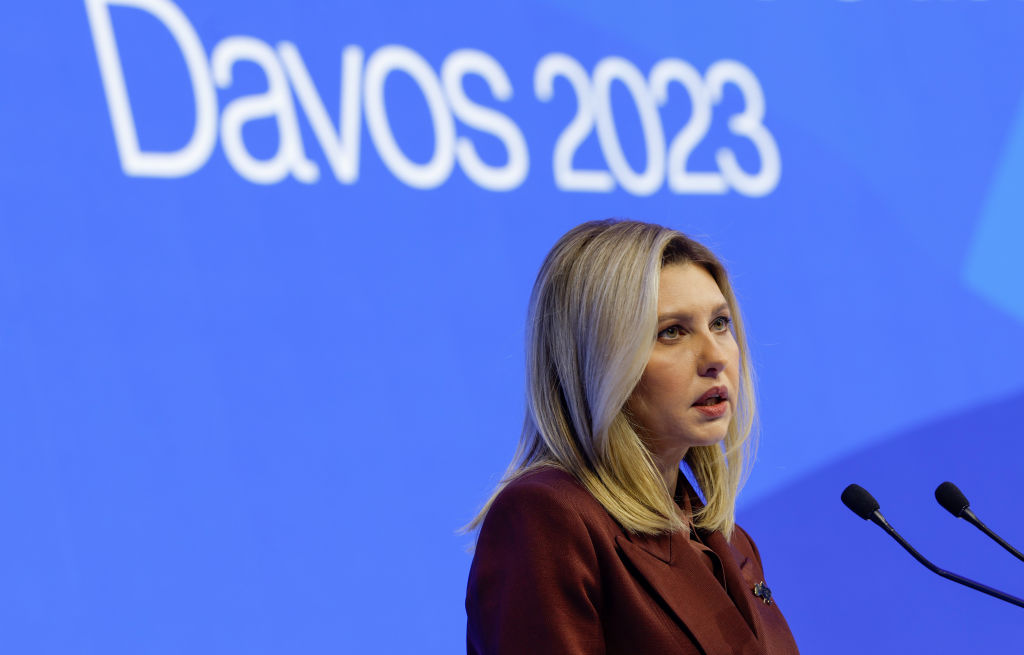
left=964, top=89, right=1024, bottom=323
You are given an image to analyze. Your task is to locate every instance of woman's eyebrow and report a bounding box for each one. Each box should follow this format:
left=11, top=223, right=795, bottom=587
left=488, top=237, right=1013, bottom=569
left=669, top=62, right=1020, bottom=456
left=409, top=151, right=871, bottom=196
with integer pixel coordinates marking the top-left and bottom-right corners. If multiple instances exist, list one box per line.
left=657, top=302, right=730, bottom=322
left=657, top=312, right=694, bottom=323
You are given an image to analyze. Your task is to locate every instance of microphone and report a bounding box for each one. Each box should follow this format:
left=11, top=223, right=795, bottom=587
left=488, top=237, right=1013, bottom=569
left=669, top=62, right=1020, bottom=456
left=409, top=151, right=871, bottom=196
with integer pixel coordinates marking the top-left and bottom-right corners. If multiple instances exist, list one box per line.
left=935, top=481, right=1024, bottom=563
left=841, top=483, right=1024, bottom=609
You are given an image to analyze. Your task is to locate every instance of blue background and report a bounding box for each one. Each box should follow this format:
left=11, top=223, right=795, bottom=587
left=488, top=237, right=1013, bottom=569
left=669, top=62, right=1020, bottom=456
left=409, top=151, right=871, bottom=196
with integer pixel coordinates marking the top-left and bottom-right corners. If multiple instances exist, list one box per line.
left=3, top=0, right=1024, bottom=652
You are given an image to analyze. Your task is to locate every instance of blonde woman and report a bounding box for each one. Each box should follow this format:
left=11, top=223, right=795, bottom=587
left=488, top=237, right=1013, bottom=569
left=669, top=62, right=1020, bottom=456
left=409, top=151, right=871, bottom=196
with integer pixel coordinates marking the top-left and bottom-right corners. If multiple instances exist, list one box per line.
left=465, top=220, right=799, bottom=654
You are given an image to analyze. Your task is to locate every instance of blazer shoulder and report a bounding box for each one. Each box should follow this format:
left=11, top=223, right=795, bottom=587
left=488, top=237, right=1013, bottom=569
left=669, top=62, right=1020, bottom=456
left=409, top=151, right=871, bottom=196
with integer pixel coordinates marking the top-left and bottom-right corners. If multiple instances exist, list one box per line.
left=730, top=523, right=763, bottom=563
left=489, top=467, right=606, bottom=522
left=468, top=467, right=610, bottom=653
left=478, top=467, right=620, bottom=547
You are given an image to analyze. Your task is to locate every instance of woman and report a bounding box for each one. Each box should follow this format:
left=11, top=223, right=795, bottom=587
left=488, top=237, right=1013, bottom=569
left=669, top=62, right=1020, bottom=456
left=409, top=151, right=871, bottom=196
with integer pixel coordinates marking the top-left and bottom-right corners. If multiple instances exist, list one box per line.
left=465, top=220, right=799, bottom=654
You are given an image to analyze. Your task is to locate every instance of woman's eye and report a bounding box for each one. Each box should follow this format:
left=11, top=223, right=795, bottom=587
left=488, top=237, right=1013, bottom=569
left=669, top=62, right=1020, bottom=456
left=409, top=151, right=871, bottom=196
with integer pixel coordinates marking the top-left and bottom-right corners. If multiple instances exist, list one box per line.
left=658, top=326, right=682, bottom=339
left=711, top=316, right=732, bottom=332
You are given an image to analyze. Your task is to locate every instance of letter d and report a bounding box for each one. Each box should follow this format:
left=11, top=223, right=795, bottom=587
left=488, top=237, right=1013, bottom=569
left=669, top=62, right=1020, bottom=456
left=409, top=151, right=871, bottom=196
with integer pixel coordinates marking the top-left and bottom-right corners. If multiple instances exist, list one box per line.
left=85, top=0, right=216, bottom=177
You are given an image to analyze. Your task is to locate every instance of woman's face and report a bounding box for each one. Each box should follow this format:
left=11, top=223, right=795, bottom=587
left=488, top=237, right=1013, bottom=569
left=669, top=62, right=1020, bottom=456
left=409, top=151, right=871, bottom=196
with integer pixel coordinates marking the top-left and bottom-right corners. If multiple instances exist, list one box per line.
left=627, top=262, right=740, bottom=461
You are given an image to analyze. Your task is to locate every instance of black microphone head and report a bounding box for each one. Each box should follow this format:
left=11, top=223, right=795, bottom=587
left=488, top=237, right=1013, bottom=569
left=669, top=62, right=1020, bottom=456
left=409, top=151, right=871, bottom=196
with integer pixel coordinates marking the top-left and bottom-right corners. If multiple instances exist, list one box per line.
left=935, top=481, right=970, bottom=518
left=841, top=484, right=880, bottom=520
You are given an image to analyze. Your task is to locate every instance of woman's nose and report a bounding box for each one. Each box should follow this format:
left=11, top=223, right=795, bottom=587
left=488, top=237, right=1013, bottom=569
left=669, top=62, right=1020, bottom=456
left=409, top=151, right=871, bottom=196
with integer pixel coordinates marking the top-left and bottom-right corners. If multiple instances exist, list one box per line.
left=697, top=334, right=728, bottom=378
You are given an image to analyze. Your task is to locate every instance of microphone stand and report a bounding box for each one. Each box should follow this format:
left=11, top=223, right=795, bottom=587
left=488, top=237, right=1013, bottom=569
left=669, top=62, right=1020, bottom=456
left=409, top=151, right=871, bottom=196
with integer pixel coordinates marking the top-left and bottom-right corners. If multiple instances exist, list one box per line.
left=868, top=510, right=1024, bottom=609
left=958, top=508, right=1024, bottom=564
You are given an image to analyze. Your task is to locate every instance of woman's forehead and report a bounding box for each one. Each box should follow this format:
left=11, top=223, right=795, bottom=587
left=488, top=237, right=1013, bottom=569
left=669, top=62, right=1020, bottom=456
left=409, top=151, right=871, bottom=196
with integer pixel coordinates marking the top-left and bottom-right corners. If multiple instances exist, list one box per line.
left=657, top=263, right=727, bottom=313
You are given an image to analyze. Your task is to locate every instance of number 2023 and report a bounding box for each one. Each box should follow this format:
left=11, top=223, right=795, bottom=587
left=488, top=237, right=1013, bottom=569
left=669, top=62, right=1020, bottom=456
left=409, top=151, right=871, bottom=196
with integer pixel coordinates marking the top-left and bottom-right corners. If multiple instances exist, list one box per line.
left=534, top=54, right=781, bottom=197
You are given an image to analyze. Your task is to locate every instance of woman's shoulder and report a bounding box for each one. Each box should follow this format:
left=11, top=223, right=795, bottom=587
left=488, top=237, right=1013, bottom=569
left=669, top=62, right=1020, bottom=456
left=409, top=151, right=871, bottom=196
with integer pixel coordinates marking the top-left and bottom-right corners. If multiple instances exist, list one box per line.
left=500, top=466, right=585, bottom=494
left=482, top=467, right=612, bottom=536
left=727, top=522, right=765, bottom=568
left=493, top=467, right=598, bottom=511
left=471, top=466, right=613, bottom=597
left=467, top=468, right=611, bottom=653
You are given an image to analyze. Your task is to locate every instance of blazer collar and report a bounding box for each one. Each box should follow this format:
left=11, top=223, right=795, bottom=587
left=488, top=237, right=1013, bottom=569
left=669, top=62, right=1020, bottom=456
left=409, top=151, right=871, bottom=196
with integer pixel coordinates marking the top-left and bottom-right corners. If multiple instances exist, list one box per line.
left=614, top=474, right=762, bottom=654
left=703, top=528, right=762, bottom=639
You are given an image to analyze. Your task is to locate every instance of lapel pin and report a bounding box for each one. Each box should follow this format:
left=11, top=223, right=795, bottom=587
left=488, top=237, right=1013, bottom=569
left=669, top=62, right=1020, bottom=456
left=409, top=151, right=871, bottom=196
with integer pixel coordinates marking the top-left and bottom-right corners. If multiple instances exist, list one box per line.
left=752, top=580, right=773, bottom=605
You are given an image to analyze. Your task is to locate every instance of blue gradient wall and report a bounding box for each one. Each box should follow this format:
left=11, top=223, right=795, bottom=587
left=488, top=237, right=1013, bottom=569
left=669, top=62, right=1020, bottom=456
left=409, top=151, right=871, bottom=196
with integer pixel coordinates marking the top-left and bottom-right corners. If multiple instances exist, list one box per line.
left=2, top=1, right=1023, bottom=652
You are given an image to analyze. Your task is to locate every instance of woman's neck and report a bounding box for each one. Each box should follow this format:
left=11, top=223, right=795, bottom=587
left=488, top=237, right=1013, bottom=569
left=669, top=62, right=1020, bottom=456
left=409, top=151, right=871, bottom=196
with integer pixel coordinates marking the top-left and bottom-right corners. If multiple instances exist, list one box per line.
left=654, top=449, right=686, bottom=497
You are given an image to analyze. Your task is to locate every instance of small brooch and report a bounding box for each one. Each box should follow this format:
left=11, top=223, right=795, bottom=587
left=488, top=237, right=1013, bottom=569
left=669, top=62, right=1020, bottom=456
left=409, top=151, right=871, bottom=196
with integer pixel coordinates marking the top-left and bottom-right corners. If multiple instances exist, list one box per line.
left=752, top=580, right=773, bottom=605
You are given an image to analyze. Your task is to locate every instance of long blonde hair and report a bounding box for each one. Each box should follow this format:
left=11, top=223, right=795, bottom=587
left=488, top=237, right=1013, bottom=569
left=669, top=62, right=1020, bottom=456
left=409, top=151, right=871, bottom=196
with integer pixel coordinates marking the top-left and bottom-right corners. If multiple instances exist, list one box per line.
left=468, top=219, right=757, bottom=538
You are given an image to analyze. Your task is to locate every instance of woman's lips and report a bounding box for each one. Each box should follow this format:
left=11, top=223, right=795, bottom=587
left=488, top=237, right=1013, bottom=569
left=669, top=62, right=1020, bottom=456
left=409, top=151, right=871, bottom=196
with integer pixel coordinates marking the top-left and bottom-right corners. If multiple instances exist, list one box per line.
left=693, top=400, right=729, bottom=419
left=693, top=386, right=728, bottom=406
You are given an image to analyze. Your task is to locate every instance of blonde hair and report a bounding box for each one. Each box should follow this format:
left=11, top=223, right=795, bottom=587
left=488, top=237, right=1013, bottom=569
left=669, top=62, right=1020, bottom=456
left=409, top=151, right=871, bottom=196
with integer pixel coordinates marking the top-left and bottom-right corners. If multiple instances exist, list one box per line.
left=468, top=219, right=757, bottom=538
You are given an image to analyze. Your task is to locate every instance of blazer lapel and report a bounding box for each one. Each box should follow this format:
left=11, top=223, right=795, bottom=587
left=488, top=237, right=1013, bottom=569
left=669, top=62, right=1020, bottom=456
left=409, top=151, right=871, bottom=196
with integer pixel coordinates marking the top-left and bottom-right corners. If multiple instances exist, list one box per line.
left=616, top=530, right=760, bottom=654
left=703, top=529, right=761, bottom=638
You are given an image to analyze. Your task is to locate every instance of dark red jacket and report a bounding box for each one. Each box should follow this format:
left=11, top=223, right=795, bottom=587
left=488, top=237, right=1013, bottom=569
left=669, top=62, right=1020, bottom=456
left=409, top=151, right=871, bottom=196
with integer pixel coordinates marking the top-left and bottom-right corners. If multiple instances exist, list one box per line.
left=466, top=468, right=799, bottom=654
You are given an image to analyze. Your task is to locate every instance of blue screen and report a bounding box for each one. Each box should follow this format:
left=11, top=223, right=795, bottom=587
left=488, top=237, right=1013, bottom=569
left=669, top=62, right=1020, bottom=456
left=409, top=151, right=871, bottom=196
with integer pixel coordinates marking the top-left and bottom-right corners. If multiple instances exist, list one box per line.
left=3, top=1, right=1024, bottom=652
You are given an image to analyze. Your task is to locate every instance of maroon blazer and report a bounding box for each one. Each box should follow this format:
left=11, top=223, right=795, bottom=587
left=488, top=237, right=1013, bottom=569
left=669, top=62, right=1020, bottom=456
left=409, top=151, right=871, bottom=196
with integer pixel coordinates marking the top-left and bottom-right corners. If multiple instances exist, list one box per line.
left=466, top=468, right=799, bottom=654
